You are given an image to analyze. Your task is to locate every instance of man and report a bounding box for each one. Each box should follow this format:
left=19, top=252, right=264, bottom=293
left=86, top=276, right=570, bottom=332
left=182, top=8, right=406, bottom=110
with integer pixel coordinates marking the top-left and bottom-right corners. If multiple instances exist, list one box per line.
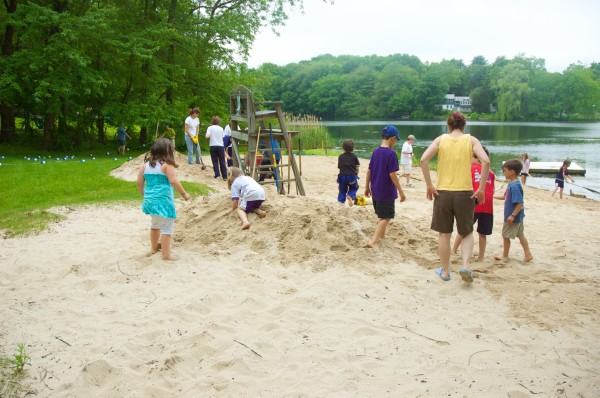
left=117, top=125, right=132, bottom=155
left=400, top=134, right=416, bottom=187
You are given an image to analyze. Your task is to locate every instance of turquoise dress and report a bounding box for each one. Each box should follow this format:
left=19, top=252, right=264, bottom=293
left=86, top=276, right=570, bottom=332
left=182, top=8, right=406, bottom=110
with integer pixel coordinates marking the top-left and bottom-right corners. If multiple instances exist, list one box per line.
left=141, top=162, right=176, bottom=219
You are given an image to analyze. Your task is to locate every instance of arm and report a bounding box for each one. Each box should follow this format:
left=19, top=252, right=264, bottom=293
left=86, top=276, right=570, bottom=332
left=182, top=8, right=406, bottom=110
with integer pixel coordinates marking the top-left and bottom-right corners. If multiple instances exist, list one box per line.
left=364, top=169, right=372, bottom=197
left=231, top=199, right=239, bottom=210
left=420, top=136, right=441, bottom=200
left=471, top=137, right=490, bottom=204
left=136, top=165, right=145, bottom=195
left=205, top=127, right=211, bottom=139
left=390, top=171, right=406, bottom=202
left=163, top=164, right=190, bottom=200
left=506, top=202, right=523, bottom=224
left=185, top=123, right=193, bottom=138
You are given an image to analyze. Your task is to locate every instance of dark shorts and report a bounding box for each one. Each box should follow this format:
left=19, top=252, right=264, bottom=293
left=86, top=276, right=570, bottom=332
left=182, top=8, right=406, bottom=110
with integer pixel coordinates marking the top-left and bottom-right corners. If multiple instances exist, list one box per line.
left=555, top=179, right=564, bottom=188
left=118, top=138, right=126, bottom=146
left=373, top=199, right=395, bottom=219
left=520, top=172, right=529, bottom=176
left=245, top=200, right=264, bottom=213
left=474, top=212, right=493, bottom=235
left=431, top=190, right=475, bottom=236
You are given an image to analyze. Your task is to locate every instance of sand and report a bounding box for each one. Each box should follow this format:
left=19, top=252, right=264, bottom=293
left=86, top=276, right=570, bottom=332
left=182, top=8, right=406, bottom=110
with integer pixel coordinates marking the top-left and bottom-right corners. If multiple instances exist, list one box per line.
left=1, top=154, right=599, bottom=397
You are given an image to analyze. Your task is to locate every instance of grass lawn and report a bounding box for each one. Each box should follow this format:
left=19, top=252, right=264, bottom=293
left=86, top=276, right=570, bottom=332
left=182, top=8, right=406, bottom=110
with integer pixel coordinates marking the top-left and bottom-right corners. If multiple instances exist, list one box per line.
left=0, top=146, right=211, bottom=237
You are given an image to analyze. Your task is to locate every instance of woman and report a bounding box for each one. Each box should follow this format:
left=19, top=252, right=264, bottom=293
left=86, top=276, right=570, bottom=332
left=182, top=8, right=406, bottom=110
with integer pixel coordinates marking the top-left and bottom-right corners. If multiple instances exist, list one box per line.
left=184, top=108, right=201, bottom=165
left=420, top=112, right=490, bottom=283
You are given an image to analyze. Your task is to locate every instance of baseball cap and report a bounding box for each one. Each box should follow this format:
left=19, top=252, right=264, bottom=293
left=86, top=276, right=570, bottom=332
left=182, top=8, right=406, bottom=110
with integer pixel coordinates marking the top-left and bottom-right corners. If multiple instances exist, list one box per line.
left=382, top=125, right=399, bottom=139
left=407, top=134, right=416, bottom=140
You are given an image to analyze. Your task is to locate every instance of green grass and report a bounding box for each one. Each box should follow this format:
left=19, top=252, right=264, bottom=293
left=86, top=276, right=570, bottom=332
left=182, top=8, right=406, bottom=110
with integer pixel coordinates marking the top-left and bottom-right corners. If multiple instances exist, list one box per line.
left=0, top=346, right=30, bottom=398
left=0, top=147, right=211, bottom=237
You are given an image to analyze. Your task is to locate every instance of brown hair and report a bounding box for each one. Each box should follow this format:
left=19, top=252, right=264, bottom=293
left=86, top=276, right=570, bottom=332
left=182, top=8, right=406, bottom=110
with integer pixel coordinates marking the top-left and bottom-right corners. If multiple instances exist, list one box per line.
left=227, top=167, right=243, bottom=189
left=342, top=139, right=354, bottom=152
left=503, top=158, right=523, bottom=175
left=447, top=112, right=466, bottom=131
left=211, top=115, right=221, bottom=125
left=145, top=138, right=178, bottom=168
left=189, top=107, right=200, bottom=116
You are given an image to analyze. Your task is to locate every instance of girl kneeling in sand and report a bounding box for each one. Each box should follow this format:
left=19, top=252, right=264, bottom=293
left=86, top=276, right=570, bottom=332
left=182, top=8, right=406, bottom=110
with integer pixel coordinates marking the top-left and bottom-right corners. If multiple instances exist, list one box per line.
left=137, top=138, right=190, bottom=260
left=228, top=167, right=267, bottom=229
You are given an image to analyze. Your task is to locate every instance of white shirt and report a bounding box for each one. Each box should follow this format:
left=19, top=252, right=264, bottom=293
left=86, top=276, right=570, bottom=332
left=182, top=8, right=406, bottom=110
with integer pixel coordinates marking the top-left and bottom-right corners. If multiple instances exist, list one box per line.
left=185, top=116, right=199, bottom=137
left=231, top=176, right=265, bottom=210
left=401, top=141, right=413, bottom=165
left=224, top=124, right=231, bottom=137
left=205, top=124, right=224, bottom=147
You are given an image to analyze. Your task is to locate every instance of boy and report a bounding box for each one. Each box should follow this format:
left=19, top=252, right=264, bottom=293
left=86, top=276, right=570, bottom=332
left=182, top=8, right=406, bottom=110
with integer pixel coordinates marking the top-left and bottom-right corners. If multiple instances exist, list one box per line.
left=494, top=159, right=533, bottom=263
left=452, top=146, right=495, bottom=261
left=364, top=125, right=406, bottom=248
left=337, top=139, right=360, bottom=206
left=400, top=134, right=416, bottom=187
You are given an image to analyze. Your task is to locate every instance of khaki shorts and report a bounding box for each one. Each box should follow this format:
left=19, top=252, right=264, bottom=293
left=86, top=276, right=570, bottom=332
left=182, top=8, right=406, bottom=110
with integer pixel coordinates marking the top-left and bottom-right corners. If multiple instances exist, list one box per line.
left=401, top=163, right=412, bottom=175
left=431, top=190, right=475, bottom=236
left=502, top=222, right=525, bottom=239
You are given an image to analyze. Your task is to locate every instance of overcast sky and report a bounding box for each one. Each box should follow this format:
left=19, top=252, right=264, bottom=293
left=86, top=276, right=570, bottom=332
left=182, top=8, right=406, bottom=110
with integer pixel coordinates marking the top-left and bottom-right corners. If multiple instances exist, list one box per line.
left=246, top=0, right=600, bottom=73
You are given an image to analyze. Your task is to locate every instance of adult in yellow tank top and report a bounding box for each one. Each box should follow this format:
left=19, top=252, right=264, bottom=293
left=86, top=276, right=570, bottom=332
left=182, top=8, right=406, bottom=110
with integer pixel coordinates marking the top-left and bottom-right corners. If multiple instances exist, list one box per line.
left=420, top=112, right=490, bottom=283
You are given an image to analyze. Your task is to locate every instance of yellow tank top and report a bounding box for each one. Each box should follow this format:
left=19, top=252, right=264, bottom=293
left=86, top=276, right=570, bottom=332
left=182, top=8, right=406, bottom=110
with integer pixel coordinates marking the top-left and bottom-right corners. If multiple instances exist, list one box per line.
left=437, top=134, right=473, bottom=191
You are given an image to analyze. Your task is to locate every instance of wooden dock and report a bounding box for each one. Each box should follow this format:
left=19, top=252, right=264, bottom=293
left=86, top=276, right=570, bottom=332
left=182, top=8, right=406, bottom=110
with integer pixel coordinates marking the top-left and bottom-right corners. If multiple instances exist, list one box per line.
left=528, top=161, right=586, bottom=176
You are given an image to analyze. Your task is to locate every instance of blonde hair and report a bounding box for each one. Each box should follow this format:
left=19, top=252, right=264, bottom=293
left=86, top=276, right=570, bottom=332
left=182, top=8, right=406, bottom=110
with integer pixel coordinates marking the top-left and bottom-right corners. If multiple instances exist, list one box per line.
left=227, top=167, right=243, bottom=189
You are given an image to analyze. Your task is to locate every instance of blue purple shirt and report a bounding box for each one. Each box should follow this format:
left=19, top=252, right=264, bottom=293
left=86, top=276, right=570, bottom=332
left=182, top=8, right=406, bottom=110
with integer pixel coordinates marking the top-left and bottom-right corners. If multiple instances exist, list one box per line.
left=368, top=146, right=400, bottom=202
left=503, top=180, right=524, bottom=223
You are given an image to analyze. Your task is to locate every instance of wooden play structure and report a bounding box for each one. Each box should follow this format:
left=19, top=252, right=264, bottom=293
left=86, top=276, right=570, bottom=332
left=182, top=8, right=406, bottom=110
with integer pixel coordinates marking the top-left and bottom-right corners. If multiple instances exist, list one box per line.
left=228, top=85, right=305, bottom=195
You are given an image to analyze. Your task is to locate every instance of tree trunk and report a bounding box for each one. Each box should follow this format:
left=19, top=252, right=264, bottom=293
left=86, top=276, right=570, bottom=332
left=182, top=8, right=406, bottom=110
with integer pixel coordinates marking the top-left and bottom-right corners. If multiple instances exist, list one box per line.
left=1, top=0, right=18, bottom=143
left=43, top=113, right=56, bottom=150
left=140, top=126, right=147, bottom=146
left=97, top=114, right=105, bottom=144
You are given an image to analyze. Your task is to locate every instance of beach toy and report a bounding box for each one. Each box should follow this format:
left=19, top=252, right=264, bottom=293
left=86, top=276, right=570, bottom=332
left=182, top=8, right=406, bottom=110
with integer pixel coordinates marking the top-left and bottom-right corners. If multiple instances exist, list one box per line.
left=355, top=196, right=373, bottom=206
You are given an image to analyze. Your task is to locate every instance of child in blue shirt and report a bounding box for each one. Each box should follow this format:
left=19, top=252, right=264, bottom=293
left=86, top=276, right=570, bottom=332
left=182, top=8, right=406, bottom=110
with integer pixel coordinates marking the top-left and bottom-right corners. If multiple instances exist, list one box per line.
left=494, top=158, right=533, bottom=263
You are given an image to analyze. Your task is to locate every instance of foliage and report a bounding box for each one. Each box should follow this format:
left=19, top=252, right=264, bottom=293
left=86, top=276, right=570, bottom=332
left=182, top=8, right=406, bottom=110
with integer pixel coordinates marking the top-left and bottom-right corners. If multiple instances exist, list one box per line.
left=0, top=147, right=211, bottom=237
left=0, top=345, right=30, bottom=397
left=285, top=113, right=332, bottom=151
left=13, top=344, right=30, bottom=374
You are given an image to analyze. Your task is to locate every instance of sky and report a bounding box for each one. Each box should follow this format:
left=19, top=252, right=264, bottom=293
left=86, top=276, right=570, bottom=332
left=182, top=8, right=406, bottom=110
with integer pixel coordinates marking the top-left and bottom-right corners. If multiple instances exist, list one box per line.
left=246, top=0, right=600, bottom=73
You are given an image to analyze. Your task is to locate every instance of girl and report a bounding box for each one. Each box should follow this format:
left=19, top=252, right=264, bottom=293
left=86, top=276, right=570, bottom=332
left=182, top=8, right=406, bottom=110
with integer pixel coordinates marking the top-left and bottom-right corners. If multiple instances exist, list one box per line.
left=227, top=167, right=267, bottom=230
left=520, top=153, right=530, bottom=185
left=137, top=138, right=190, bottom=260
left=551, top=159, right=575, bottom=199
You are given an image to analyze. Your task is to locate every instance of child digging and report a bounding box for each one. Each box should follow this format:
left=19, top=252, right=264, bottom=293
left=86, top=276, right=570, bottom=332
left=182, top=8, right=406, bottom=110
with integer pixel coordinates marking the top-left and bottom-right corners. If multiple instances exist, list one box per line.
left=228, top=167, right=267, bottom=230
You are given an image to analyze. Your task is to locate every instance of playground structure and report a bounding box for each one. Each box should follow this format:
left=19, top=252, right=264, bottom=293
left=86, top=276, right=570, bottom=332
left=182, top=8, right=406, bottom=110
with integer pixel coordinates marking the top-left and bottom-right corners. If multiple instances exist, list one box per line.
left=228, top=85, right=305, bottom=196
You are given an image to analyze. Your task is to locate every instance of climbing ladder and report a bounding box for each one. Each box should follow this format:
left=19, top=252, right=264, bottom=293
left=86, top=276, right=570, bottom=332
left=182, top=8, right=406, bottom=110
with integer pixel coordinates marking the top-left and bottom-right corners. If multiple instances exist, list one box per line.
left=228, top=85, right=305, bottom=196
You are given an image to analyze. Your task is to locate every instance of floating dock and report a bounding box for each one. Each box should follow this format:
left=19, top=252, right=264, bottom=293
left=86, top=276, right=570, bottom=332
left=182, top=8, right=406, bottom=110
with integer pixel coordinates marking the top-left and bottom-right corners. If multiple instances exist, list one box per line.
left=528, top=161, right=586, bottom=176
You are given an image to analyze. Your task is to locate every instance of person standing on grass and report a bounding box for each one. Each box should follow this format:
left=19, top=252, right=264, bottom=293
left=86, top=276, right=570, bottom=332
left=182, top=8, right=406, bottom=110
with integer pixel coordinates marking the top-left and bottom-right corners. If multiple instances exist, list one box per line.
left=494, top=159, right=533, bottom=263
left=137, top=138, right=190, bottom=261
left=551, top=159, right=575, bottom=199
left=364, top=125, right=406, bottom=248
left=400, top=134, right=416, bottom=187
left=420, top=112, right=489, bottom=283
left=162, top=124, right=176, bottom=148
left=117, top=125, right=132, bottom=155
left=205, top=115, right=227, bottom=179
left=184, top=108, right=201, bottom=165
left=337, top=139, right=360, bottom=206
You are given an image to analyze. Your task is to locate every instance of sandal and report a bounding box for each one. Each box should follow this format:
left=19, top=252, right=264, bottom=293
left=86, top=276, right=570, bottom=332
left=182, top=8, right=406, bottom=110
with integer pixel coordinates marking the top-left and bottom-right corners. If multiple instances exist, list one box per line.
left=459, top=268, right=473, bottom=283
left=436, top=267, right=451, bottom=281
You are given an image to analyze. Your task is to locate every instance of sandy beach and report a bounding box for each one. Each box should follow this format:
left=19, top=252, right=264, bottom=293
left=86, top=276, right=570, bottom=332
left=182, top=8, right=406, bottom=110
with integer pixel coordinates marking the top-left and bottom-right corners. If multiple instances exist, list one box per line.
left=1, top=154, right=599, bottom=397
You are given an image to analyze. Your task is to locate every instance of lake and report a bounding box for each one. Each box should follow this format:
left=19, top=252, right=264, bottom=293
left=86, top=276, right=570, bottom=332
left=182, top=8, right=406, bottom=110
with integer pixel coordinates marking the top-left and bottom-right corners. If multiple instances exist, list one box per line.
left=321, top=121, right=600, bottom=201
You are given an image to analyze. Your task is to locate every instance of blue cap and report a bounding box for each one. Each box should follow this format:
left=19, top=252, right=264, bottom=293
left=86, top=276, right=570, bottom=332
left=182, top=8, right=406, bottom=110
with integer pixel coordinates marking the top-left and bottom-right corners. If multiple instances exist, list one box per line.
left=382, top=125, right=399, bottom=139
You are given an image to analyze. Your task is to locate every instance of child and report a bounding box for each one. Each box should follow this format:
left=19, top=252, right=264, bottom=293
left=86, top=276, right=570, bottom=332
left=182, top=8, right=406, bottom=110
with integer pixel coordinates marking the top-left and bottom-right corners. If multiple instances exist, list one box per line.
left=551, top=159, right=575, bottom=199
left=420, top=112, right=489, bottom=283
left=400, top=134, right=416, bottom=187
left=136, top=138, right=191, bottom=260
left=228, top=167, right=267, bottom=230
left=520, top=153, right=530, bottom=185
left=205, top=115, right=227, bottom=179
left=117, top=126, right=132, bottom=155
left=337, top=139, right=360, bottom=206
left=494, top=159, right=533, bottom=263
left=452, top=145, right=495, bottom=262
left=364, top=125, right=406, bottom=248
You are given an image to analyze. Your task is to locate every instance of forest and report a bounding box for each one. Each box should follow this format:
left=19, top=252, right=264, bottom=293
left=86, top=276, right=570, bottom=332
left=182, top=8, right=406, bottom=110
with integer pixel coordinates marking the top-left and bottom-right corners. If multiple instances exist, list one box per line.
left=2, top=1, right=600, bottom=150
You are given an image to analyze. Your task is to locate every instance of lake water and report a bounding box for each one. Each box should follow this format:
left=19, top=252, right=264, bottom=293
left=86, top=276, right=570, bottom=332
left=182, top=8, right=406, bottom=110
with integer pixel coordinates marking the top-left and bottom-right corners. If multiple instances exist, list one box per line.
left=321, top=121, right=600, bottom=201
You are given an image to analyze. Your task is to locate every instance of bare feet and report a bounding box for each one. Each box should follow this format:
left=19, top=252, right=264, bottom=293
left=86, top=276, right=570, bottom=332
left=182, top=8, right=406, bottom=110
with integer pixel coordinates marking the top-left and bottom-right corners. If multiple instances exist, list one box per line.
left=346, top=195, right=354, bottom=207
left=242, top=222, right=251, bottom=230
left=162, top=255, right=177, bottom=261
left=494, top=255, right=508, bottom=261
left=366, top=241, right=378, bottom=249
left=256, top=210, right=267, bottom=218
left=523, top=255, right=534, bottom=263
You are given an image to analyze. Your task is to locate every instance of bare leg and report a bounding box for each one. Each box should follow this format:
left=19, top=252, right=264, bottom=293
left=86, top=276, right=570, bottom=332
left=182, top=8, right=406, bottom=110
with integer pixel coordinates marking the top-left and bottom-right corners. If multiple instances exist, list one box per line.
left=559, top=187, right=564, bottom=199
left=346, top=195, right=354, bottom=207
left=253, top=208, right=267, bottom=218
left=478, top=233, right=487, bottom=261
left=551, top=186, right=559, bottom=197
left=518, top=236, right=533, bottom=262
left=367, top=218, right=390, bottom=248
left=149, top=228, right=160, bottom=255
left=459, top=232, right=474, bottom=270
left=452, top=234, right=462, bottom=254
left=161, top=234, right=176, bottom=261
left=238, top=208, right=250, bottom=229
left=521, top=175, right=526, bottom=185
left=495, top=237, right=511, bottom=260
left=437, top=233, right=451, bottom=279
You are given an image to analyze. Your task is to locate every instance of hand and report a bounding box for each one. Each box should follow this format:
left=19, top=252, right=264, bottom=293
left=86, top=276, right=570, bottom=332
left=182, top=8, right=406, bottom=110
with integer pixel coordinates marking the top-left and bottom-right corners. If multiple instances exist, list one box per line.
left=183, top=193, right=191, bottom=201
left=364, top=187, right=371, bottom=198
left=507, top=215, right=515, bottom=224
left=426, top=186, right=438, bottom=201
left=398, top=191, right=406, bottom=203
left=472, top=189, right=485, bottom=205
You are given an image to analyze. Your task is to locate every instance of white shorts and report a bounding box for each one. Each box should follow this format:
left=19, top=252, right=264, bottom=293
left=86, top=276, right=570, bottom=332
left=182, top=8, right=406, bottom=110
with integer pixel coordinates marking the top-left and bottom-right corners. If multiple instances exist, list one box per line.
left=149, top=215, right=175, bottom=235
left=401, top=163, right=412, bottom=175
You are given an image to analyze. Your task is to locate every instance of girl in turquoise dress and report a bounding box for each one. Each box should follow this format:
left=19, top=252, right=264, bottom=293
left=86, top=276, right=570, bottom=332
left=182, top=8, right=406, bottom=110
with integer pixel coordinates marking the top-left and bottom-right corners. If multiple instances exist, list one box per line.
left=137, top=138, right=190, bottom=260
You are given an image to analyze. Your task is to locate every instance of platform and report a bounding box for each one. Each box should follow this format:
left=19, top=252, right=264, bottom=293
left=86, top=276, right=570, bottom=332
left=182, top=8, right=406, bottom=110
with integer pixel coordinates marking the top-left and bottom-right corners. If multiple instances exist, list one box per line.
left=528, top=161, right=586, bottom=176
